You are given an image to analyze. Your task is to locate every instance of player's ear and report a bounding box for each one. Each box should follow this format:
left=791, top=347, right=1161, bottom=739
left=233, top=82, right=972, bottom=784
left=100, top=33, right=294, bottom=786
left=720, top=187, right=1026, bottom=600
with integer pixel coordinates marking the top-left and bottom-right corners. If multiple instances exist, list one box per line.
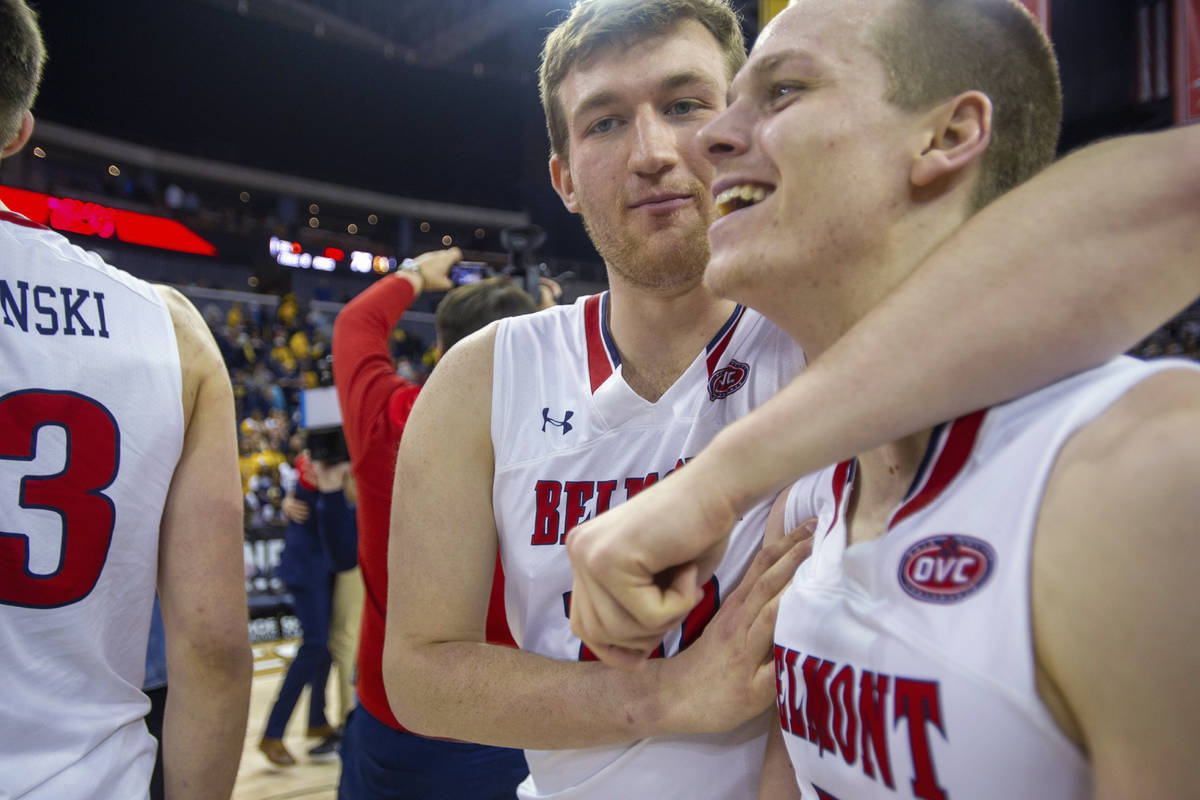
left=2, top=110, right=35, bottom=159
left=549, top=153, right=581, bottom=214
left=910, top=90, right=992, bottom=189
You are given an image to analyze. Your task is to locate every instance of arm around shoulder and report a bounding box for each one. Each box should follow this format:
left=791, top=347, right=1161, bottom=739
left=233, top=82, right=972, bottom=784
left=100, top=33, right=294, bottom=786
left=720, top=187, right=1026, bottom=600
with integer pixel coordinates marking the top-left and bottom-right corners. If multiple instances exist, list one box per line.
left=153, top=286, right=252, bottom=800
left=1033, top=367, right=1200, bottom=800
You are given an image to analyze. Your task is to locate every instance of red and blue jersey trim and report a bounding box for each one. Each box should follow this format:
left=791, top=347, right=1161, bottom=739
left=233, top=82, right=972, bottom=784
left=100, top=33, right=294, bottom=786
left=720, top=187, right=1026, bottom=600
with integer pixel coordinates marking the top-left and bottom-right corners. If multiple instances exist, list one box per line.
left=584, top=296, right=747, bottom=394
left=705, top=304, right=746, bottom=378
left=825, top=459, right=856, bottom=539
left=889, top=409, right=987, bottom=530
left=825, top=409, right=986, bottom=538
left=584, top=293, right=621, bottom=393
left=0, top=210, right=50, bottom=231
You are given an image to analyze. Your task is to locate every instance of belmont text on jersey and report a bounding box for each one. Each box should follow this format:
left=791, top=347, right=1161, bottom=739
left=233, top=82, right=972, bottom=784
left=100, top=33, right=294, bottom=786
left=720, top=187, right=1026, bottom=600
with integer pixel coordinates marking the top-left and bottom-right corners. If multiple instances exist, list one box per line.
left=0, top=278, right=111, bottom=338
left=492, top=294, right=806, bottom=798
left=774, top=645, right=949, bottom=800
left=530, top=458, right=689, bottom=545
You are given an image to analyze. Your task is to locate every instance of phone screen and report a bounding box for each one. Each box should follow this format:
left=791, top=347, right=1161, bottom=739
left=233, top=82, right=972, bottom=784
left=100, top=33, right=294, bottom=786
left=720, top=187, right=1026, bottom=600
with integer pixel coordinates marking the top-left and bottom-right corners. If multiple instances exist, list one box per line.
left=450, top=262, right=490, bottom=285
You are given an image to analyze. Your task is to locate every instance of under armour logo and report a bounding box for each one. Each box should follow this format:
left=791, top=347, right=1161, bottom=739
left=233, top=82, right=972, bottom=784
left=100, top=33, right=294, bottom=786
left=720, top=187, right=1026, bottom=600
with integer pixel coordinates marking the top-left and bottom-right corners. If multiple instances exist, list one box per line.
left=542, top=407, right=574, bottom=435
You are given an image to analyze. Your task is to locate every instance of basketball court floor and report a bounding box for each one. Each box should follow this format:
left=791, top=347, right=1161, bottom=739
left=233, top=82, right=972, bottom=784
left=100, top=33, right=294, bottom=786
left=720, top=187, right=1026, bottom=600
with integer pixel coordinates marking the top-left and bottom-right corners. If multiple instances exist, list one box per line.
left=234, top=639, right=339, bottom=800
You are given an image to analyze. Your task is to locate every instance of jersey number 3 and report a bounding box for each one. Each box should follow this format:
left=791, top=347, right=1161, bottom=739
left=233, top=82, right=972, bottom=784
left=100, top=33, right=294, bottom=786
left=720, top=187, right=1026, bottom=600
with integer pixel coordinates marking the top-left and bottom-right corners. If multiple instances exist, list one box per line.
left=0, top=390, right=120, bottom=608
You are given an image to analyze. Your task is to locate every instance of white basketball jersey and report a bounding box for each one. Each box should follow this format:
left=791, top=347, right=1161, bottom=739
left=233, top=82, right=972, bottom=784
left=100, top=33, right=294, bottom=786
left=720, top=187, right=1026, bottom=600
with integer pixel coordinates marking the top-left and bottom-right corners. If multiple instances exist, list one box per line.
left=492, top=292, right=806, bottom=799
left=0, top=212, right=183, bottom=799
left=775, top=356, right=1197, bottom=800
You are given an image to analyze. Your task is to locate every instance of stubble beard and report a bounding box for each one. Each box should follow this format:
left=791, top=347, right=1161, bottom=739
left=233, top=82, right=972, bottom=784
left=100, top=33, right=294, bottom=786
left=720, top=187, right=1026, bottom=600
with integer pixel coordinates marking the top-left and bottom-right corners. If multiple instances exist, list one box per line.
left=582, top=195, right=715, bottom=293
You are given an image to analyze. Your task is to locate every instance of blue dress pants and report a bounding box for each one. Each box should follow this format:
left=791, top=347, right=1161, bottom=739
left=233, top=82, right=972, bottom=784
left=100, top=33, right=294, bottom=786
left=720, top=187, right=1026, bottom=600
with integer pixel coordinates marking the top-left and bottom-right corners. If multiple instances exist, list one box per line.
left=265, top=579, right=332, bottom=738
left=338, top=705, right=528, bottom=799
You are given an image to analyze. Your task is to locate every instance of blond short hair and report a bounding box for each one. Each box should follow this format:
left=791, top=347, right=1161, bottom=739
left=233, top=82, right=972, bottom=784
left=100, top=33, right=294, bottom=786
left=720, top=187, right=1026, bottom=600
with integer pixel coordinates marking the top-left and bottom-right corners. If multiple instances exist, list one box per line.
left=538, top=0, right=745, bottom=160
left=872, top=0, right=1062, bottom=210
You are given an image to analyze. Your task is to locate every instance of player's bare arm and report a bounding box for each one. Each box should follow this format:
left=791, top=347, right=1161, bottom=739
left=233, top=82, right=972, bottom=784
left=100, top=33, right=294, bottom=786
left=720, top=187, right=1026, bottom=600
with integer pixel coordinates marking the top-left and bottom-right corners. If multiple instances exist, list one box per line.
left=381, top=324, right=808, bottom=749
left=153, top=285, right=253, bottom=800
left=1033, top=368, right=1200, bottom=799
left=567, top=124, right=1200, bottom=659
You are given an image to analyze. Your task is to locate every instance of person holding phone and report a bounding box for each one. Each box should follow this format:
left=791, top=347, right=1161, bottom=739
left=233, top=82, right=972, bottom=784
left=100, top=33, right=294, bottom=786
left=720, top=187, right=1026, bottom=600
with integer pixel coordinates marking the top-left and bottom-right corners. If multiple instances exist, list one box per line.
left=332, top=248, right=548, bottom=798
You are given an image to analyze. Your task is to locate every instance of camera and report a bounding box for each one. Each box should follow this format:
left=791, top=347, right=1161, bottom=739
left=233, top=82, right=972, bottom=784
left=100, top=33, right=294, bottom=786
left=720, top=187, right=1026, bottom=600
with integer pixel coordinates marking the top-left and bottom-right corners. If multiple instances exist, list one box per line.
left=306, top=428, right=349, bottom=464
left=299, top=386, right=349, bottom=464
left=500, top=224, right=549, bottom=303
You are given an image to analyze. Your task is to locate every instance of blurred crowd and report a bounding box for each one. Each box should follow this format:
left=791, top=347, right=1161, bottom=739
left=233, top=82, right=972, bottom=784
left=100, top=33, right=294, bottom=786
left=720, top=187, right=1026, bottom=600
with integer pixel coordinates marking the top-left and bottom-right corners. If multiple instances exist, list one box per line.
left=182, top=286, right=1196, bottom=547
left=187, top=292, right=432, bottom=536
left=1130, top=304, right=1200, bottom=361
left=176, top=275, right=1200, bottom=777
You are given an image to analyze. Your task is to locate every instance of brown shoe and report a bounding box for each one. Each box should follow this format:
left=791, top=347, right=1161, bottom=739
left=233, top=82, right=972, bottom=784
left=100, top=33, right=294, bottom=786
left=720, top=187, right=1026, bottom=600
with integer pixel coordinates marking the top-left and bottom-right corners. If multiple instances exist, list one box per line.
left=258, top=737, right=296, bottom=767
left=306, top=724, right=335, bottom=739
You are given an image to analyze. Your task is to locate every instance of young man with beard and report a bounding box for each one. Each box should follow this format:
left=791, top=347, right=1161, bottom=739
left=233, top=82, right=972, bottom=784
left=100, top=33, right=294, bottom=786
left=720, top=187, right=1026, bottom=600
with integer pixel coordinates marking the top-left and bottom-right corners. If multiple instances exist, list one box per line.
left=384, top=2, right=811, bottom=797
left=694, top=0, right=1200, bottom=796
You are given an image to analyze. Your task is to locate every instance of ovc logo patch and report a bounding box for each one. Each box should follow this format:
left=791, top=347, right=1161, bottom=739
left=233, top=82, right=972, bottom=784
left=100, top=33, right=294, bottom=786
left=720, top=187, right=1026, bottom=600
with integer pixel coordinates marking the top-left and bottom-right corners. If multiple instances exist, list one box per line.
left=898, top=534, right=995, bottom=603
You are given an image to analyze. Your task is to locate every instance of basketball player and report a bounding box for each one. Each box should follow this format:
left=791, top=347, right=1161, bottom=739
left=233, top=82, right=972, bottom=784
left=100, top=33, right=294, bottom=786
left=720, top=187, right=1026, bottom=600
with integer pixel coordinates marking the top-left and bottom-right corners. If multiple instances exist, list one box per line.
left=383, top=1, right=813, bottom=797
left=564, top=21, right=1200, bottom=666
left=385, top=0, right=1200, bottom=795
left=0, top=3, right=252, bottom=797
left=696, top=0, right=1199, bottom=796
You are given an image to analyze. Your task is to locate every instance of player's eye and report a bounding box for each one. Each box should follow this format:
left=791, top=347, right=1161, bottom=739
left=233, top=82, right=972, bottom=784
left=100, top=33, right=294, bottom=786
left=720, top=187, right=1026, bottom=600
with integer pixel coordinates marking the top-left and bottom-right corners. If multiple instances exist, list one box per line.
left=665, top=99, right=702, bottom=116
left=586, top=117, right=619, bottom=136
left=768, top=82, right=808, bottom=108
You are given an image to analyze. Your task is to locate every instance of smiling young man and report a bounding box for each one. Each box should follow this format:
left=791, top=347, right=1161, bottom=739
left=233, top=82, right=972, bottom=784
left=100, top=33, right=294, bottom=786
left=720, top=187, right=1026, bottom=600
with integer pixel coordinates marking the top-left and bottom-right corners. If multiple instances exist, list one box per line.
left=382, top=1, right=811, bottom=797
left=694, top=0, right=1200, bottom=797
left=564, top=15, right=1200, bottom=670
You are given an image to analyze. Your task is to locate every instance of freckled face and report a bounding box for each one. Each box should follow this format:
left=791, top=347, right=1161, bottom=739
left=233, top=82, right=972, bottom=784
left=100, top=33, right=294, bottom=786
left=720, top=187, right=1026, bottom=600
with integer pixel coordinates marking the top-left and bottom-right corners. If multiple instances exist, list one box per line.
left=550, top=21, right=729, bottom=292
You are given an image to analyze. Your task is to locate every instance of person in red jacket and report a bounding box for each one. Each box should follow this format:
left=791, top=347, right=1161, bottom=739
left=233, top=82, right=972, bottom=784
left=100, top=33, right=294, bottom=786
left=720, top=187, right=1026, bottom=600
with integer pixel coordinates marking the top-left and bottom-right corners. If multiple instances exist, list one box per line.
left=332, top=247, right=541, bottom=799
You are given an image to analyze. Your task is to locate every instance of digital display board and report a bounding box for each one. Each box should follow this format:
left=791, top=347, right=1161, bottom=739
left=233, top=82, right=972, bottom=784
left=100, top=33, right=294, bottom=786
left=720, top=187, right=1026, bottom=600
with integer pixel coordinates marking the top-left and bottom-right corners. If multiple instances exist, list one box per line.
left=0, top=186, right=217, bottom=256
left=269, top=236, right=398, bottom=275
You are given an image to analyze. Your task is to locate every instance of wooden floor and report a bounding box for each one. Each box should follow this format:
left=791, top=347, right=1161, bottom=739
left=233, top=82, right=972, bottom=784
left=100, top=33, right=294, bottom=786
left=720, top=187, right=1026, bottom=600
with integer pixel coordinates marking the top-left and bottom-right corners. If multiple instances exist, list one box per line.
left=233, top=640, right=341, bottom=800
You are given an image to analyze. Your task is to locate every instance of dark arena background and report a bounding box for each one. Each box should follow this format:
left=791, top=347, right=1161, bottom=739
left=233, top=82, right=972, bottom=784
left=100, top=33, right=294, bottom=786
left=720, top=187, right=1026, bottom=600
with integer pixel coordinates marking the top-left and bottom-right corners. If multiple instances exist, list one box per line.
left=3, top=0, right=1196, bottom=795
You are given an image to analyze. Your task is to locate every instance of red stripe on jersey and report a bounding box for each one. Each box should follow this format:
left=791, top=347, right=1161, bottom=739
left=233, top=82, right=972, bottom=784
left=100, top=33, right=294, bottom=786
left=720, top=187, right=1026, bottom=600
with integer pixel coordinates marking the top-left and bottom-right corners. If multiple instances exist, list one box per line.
left=889, top=409, right=987, bottom=529
left=705, top=305, right=746, bottom=377
left=826, top=459, right=855, bottom=538
left=584, top=293, right=614, bottom=393
left=0, top=210, right=49, bottom=231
